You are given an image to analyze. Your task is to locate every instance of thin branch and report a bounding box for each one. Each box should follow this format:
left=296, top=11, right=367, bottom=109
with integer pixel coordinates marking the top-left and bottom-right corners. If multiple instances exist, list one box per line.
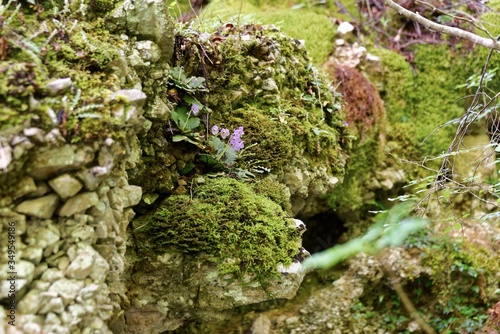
left=382, top=0, right=500, bottom=51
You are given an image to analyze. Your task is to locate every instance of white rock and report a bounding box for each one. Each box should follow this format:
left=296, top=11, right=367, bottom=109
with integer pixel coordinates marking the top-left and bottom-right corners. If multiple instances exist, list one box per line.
left=0, top=143, right=12, bottom=171
left=49, top=278, right=85, bottom=305
left=79, top=284, right=100, bottom=300
left=41, top=268, right=64, bottom=282
left=18, top=289, right=43, bottom=314
left=48, top=174, right=83, bottom=199
left=45, top=78, right=72, bottom=96
left=337, top=21, right=354, bottom=35
left=38, top=295, right=64, bottom=314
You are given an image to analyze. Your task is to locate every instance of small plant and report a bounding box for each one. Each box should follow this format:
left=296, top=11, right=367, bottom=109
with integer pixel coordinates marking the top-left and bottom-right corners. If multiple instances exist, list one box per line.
left=207, top=125, right=245, bottom=166
left=166, top=66, right=250, bottom=172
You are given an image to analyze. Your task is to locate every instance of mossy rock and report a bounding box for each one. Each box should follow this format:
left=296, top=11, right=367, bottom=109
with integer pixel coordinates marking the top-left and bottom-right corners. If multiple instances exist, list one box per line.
left=0, top=2, right=127, bottom=143
left=200, top=1, right=336, bottom=65
left=133, top=177, right=302, bottom=279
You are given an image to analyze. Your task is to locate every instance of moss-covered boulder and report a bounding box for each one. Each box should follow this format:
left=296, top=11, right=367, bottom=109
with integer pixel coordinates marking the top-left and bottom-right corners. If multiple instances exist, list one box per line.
left=126, top=177, right=308, bottom=332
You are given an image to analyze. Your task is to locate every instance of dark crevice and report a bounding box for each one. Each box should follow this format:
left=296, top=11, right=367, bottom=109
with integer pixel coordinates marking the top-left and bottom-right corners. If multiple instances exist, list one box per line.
left=299, top=211, right=347, bottom=254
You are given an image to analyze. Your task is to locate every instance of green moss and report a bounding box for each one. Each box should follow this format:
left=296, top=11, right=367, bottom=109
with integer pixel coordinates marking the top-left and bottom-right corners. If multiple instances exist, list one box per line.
left=0, top=2, right=127, bottom=143
left=134, top=177, right=302, bottom=279
left=200, top=1, right=335, bottom=65
left=251, top=177, right=292, bottom=214
left=168, top=23, right=350, bottom=177
left=252, top=10, right=335, bottom=65
left=366, top=45, right=485, bottom=178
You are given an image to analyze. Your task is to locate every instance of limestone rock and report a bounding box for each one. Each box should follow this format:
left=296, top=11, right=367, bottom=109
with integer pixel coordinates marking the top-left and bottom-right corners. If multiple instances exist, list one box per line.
left=18, top=288, right=43, bottom=314
left=48, top=174, right=83, bottom=199
left=29, top=145, right=94, bottom=180
left=145, top=96, right=172, bottom=121
left=45, top=78, right=72, bottom=96
left=59, top=192, right=99, bottom=217
left=23, top=127, right=45, bottom=143
left=38, top=295, right=65, bottom=314
left=250, top=314, right=271, bottom=334
left=48, top=278, right=85, bottom=306
left=15, top=194, right=59, bottom=219
left=112, top=0, right=174, bottom=59
left=13, top=176, right=37, bottom=199
left=21, top=247, right=43, bottom=265
left=337, top=21, right=354, bottom=35
left=41, top=268, right=64, bottom=282
left=0, top=143, right=12, bottom=170
left=0, top=208, right=26, bottom=235
left=27, top=181, right=50, bottom=197
left=110, top=89, right=147, bottom=109
left=135, top=40, right=161, bottom=63
left=65, top=245, right=109, bottom=281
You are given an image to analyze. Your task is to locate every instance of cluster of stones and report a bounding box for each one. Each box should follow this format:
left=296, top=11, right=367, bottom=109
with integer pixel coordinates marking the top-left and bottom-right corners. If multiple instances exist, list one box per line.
left=0, top=87, right=145, bottom=333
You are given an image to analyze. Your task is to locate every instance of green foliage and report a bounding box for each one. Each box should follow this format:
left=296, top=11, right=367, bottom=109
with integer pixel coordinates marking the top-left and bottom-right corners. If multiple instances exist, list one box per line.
left=0, top=0, right=125, bottom=143
left=169, top=66, right=208, bottom=93
left=133, top=177, right=302, bottom=279
left=200, top=0, right=336, bottom=65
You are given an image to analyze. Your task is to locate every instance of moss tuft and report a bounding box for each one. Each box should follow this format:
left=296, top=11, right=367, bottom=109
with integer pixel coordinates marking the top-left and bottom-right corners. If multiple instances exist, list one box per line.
left=134, top=177, right=302, bottom=279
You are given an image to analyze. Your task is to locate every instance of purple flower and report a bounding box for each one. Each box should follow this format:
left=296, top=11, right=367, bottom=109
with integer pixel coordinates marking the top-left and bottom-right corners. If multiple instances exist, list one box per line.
left=190, top=104, right=200, bottom=116
left=211, top=125, right=219, bottom=136
left=229, top=126, right=244, bottom=151
left=220, top=128, right=230, bottom=139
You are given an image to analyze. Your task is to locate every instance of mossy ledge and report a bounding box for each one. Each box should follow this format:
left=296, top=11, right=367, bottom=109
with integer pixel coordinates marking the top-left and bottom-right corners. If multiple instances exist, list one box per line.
left=132, top=177, right=301, bottom=279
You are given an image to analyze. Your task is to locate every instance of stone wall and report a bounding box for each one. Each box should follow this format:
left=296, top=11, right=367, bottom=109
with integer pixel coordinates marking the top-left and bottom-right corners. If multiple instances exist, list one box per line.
left=0, top=88, right=145, bottom=333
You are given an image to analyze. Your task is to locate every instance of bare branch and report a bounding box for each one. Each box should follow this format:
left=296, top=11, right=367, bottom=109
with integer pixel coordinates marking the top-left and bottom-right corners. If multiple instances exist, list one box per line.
left=382, top=0, right=500, bottom=51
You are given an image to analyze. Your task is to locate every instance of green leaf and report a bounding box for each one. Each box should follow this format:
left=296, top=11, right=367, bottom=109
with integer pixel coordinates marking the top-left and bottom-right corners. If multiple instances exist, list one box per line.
left=224, top=147, right=237, bottom=165
left=172, top=135, right=188, bottom=142
left=184, top=117, right=200, bottom=131
left=183, top=94, right=203, bottom=108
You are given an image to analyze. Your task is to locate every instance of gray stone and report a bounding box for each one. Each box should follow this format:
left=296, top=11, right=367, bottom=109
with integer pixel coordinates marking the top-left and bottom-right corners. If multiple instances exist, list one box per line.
left=39, top=294, right=65, bottom=314
left=145, top=96, right=172, bottom=121
left=15, top=194, right=59, bottom=219
left=29, top=145, right=94, bottom=180
left=262, top=78, right=279, bottom=92
left=113, top=105, right=143, bottom=125
left=0, top=143, right=12, bottom=170
left=27, top=181, right=50, bottom=197
left=70, top=225, right=94, bottom=242
left=45, top=312, right=62, bottom=325
left=23, top=127, right=46, bottom=142
left=41, top=268, right=64, bottom=282
left=337, top=21, right=354, bottom=35
left=48, top=174, right=83, bottom=199
left=59, top=192, right=99, bottom=217
left=110, top=185, right=142, bottom=209
left=18, top=288, right=43, bottom=314
left=78, top=283, right=100, bottom=300
left=45, top=128, right=66, bottom=144
left=135, top=40, right=161, bottom=63
left=110, top=89, right=147, bottom=109
left=89, top=250, right=111, bottom=283
left=49, top=278, right=85, bottom=305
left=13, top=176, right=37, bottom=199
left=112, top=0, right=174, bottom=59
left=17, top=260, right=35, bottom=282
left=251, top=314, right=271, bottom=334
left=0, top=208, right=26, bottom=235
left=35, top=226, right=60, bottom=249
left=76, top=168, right=109, bottom=191
left=21, top=247, right=43, bottom=265
left=45, top=77, right=72, bottom=96
left=65, top=245, right=108, bottom=280
left=57, top=256, right=70, bottom=271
